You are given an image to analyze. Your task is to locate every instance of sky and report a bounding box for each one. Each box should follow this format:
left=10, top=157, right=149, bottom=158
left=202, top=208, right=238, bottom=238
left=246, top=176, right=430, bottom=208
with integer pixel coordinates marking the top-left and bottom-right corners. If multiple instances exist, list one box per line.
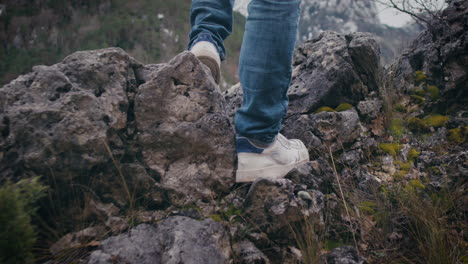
left=375, top=2, right=414, bottom=27
left=234, top=0, right=446, bottom=28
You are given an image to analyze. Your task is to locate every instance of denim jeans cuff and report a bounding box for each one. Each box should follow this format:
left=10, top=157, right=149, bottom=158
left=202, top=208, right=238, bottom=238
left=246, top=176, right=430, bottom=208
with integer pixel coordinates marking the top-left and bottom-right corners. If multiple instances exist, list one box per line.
left=237, top=133, right=276, bottom=145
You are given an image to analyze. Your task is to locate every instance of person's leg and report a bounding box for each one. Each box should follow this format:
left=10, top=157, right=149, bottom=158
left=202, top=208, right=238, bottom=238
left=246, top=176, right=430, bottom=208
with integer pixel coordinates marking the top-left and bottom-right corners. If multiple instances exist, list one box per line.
left=188, top=0, right=234, bottom=61
left=235, top=0, right=301, bottom=143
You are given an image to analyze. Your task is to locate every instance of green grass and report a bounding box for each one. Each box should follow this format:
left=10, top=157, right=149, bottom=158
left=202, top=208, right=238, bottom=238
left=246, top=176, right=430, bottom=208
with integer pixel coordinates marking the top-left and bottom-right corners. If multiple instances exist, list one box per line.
left=0, top=178, right=48, bottom=264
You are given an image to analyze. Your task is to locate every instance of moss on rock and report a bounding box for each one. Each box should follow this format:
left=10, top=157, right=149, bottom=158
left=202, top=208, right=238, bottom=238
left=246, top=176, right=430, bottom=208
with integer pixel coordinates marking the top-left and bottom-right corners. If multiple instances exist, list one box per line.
left=379, top=143, right=402, bottom=156
left=423, top=114, right=449, bottom=128
left=426, top=85, right=440, bottom=100
left=414, top=71, right=427, bottom=83
left=448, top=126, right=467, bottom=143
left=407, top=117, right=428, bottom=133
left=407, top=148, right=420, bottom=162
left=314, top=106, right=336, bottom=113
left=335, top=103, right=353, bottom=112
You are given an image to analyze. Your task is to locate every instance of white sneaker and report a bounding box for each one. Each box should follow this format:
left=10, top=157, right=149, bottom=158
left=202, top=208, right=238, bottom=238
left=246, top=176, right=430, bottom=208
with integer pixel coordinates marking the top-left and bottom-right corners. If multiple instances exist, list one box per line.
left=190, top=41, right=221, bottom=84
left=236, top=134, right=310, bottom=183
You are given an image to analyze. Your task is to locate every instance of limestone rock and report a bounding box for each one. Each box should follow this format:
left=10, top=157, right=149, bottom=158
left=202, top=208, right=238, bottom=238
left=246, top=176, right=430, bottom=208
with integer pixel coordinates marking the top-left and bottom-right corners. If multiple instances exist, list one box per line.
left=134, top=52, right=236, bottom=206
left=88, top=216, right=230, bottom=264
left=243, top=178, right=321, bottom=243
left=0, top=48, right=141, bottom=182
left=357, top=98, right=382, bottom=120
left=283, top=109, right=361, bottom=152
left=323, top=246, right=364, bottom=264
left=285, top=159, right=333, bottom=190
left=233, top=240, right=270, bottom=264
left=388, top=0, right=467, bottom=107
left=288, top=31, right=381, bottom=115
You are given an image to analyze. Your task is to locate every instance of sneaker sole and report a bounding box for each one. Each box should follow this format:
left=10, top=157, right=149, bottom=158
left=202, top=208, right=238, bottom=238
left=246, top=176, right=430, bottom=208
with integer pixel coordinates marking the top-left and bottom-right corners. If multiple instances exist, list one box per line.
left=196, top=56, right=220, bottom=84
left=235, top=159, right=308, bottom=183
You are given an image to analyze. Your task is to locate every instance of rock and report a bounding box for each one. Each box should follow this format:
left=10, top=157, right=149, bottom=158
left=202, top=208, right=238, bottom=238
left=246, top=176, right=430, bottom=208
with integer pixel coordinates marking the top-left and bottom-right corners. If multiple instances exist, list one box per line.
left=0, top=48, right=141, bottom=183
left=134, top=51, right=236, bottom=206
left=288, top=31, right=381, bottom=115
left=285, top=159, right=333, bottom=190
left=233, top=240, right=270, bottom=264
left=243, top=178, right=322, bottom=243
left=339, top=149, right=363, bottom=168
left=50, top=226, right=106, bottom=255
left=388, top=1, right=467, bottom=107
left=284, top=109, right=361, bottom=152
left=322, top=246, right=364, bottom=264
left=357, top=98, right=382, bottom=120
left=88, top=216, right=230, bottom=264
left=223, top=82, right=243, bottom=123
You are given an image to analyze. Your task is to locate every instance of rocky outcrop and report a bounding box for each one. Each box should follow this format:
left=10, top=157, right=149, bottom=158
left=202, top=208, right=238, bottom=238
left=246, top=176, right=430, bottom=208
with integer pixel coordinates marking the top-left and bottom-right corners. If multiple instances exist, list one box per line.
left=88, top=216, right=230, bottom=264
left=134, top=52, right=235, bottom=206
left=0, top=48, right=235, bottom=208
left=225, top=32, right=381, bottom=154
left=288, top=32, right=381, bottom=115
left=388, top=0, right=467, bottom=108
left=1, top=2, right=467, bottom=263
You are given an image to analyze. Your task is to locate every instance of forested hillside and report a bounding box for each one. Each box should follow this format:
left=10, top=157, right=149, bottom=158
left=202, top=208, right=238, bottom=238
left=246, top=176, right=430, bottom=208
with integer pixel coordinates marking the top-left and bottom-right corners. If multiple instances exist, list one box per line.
left=0, top=0, right=245, bottom=87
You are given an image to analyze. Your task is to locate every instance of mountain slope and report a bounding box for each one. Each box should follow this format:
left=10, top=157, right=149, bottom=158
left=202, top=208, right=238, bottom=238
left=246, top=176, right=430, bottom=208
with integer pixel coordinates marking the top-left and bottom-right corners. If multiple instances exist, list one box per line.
left=234, top=0, right=422, bottom=64
left=0, top=0, right=245, bottom=88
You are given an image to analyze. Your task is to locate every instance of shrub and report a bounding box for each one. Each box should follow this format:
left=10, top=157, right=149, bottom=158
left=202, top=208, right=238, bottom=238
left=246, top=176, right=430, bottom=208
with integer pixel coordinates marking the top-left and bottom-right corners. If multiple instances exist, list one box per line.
left=0, top=177, right=47, bottom=264
left=335, top=103, right=353, bottom=112
left=423, top=114, right=449, bottom=128
left=314, top=106, right=336, bottom=113
left=378, top=143, right=402, bottom=156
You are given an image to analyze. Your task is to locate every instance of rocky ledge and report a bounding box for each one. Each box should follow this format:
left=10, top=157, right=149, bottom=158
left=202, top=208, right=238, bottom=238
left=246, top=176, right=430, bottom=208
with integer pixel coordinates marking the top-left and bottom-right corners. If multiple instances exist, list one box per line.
left=0, top=1, right=466, bottom=264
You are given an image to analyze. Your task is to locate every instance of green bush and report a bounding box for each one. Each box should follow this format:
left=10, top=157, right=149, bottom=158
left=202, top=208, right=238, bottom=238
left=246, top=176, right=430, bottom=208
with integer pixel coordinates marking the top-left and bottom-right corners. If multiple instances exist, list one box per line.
left=0, top=177, right=47, bottom=264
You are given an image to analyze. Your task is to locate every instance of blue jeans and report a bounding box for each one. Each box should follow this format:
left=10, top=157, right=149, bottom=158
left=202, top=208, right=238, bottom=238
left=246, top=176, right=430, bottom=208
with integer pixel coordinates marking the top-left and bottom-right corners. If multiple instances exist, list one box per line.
left=189, top=0, right=301, bottom=143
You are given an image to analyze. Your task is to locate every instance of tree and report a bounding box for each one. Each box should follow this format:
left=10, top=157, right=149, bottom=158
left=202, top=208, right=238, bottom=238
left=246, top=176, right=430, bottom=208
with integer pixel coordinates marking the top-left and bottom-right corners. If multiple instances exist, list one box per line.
left=372, top=0, right=448, bottom=28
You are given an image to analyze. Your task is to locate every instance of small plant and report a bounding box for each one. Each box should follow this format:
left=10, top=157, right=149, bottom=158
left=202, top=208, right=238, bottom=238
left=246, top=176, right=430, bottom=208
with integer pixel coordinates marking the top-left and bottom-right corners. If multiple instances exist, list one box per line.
left=407, top=117, right=428, bottom=133
left=410, top=94, right=425, bottom=104
left=414, top=71, right=427, bottom=83
left=394, top=104, right=407, bottom=113
left=378, top=143, right=402, bottom=156
left=448, top=126, right=467, bottom=143
left=335, top=103, right=353, bottom=112
left=0, top=177, right=48, bottom=264
left=426, top=85, right=440, bottom=100
left=414, top=88, right=426, bottom=97
left=314, top=106, right=336, bottom=113
left=423, top=114, right=449, bottom=128
left=389, top=118, right=404, bottom=137
left=407, top=148, right=420, bottom=162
